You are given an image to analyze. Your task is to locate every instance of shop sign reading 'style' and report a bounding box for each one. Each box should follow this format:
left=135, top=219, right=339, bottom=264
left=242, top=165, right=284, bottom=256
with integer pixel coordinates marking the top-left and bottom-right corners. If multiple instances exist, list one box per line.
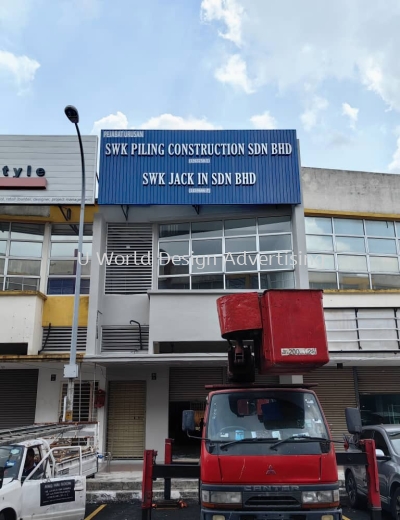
left=98, top=129, right=301, bottom=205
left=0, top=135, right=98, bottom=204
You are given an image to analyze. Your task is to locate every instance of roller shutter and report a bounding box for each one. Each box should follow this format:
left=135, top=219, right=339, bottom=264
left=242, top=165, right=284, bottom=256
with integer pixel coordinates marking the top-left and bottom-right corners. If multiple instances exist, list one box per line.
left=356, top=367, right=400, bottom=394
left=303, top=367, right=356, bottom=450
left=169, top=367, right=225, bottom=402
left=106, top=381, right=146, bottom=459
left=0, top=370, right=38, bottom=428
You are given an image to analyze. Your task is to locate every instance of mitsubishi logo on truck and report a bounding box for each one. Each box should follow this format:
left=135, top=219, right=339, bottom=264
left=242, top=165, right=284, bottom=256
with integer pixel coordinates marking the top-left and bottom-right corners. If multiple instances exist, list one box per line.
left=266, top=465, right=276, bottom=475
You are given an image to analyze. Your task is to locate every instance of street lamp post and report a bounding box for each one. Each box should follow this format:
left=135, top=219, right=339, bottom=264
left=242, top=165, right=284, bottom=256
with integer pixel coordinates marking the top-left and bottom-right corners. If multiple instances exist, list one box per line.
left=64, top=105, right=86, bottom=422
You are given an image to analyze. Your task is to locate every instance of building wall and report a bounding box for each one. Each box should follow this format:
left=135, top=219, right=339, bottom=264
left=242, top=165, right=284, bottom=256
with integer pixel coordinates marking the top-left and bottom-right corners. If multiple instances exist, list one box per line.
left=302, top=167, right=400, bottom=216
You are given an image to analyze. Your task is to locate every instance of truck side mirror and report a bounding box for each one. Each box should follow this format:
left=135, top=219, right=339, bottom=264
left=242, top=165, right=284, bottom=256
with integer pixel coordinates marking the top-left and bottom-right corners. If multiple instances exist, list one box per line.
left=182, top=410, right=195, bottom=432
left=0, top=467, right=4, bottom=490
left=345, top=407, right=362, bottom=434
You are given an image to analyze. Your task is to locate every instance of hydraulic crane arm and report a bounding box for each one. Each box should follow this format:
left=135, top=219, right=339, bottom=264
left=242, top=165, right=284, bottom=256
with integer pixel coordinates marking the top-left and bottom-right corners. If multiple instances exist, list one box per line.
left=216, top=289, right=329, bottom=383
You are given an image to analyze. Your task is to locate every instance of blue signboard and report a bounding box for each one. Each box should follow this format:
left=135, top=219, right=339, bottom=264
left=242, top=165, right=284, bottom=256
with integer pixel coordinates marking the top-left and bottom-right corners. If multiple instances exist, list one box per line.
left=98, top=129, right=301, bottom=205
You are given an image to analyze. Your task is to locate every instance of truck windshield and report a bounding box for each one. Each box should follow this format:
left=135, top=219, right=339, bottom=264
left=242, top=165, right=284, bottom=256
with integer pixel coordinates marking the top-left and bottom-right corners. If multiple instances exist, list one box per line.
left=0, top=445, right=23, bottom=479
left=206, top=390, right=329, bottom=454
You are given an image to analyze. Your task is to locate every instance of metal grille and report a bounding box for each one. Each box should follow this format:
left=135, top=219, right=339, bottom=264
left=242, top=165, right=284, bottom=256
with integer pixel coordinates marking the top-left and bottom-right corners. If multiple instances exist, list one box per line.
left=244, top=493, right=300, bottom=509
left=357, top=367, right=400, bottom=394
left=105, top=223, right=153, bottom=294
left=106, top=381, right=146, bottom=459
left=303, top=367, right=357, bottom=451
left=60, top=381, right=98, bottom=422
left=0, top=370, right=38, bottom=428
left=41, top=327, right=87, bottom=352
left=325, top=308, right=400, bottom=351
left=101, top=325, right=149, bottom=352
left=169, top=367, right=225, bottom=402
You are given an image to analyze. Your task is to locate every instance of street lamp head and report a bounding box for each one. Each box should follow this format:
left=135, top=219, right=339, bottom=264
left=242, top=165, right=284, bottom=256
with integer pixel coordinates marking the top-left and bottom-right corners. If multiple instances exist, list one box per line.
left=64, top=105, right=79, bottom=124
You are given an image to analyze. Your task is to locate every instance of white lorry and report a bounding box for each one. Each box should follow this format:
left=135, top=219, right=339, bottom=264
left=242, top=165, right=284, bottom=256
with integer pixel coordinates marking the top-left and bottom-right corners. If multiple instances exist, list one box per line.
left=0, top=423, right=99, bottom=520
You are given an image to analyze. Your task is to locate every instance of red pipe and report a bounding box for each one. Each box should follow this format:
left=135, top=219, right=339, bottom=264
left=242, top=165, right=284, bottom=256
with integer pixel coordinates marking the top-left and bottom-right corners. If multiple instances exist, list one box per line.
left=141, top=450, right=156, bottom=519
left=363, top=439, right=382, bottom=520
left=165, top=439, right=173, bottom=465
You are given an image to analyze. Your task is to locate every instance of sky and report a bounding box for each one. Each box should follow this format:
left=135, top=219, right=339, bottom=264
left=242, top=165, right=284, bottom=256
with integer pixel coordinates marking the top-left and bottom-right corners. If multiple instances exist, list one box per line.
left=1, top=0, right=400, bottom=174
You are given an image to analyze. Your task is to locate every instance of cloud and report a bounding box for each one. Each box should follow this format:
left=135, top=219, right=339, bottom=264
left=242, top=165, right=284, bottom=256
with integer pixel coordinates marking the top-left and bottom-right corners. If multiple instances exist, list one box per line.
left=91, top=111, right=129, bottom=134
left=200, top=0, right=244, bottom=46
left=250, top=111, right=277, bottom=129
left=91, top=112, right=220, bottom=134
left=215, top=54, right=254, bottom=93
left=300, top=97, right=328, bottom=132
left=201, top=0, right=400, bottom=111
left=388, top=127, right=400, bottom=173
left=342, top=102, right=359, bottom=129
left=0, top=50, right=40, bottom=94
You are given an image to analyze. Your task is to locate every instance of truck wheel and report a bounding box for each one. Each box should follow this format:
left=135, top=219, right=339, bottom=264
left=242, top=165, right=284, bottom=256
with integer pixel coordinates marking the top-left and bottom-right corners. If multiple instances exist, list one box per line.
left=390, top=486, right=400, bottom=520
left=345, top=471, right=360, bottom=508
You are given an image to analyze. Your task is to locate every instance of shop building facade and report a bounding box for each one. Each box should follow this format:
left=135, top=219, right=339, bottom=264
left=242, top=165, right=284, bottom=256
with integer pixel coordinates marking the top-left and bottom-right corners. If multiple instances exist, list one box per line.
left=2, top=130, right=400, bottom=462
left=0, top=135, right=105, bottom=439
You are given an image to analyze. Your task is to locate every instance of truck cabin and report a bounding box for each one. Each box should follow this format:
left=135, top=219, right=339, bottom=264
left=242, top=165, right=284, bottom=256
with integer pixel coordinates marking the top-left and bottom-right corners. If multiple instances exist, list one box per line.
left=184, top=387, right=332, bottom=455
left=0, top=442, right=46, bottom=483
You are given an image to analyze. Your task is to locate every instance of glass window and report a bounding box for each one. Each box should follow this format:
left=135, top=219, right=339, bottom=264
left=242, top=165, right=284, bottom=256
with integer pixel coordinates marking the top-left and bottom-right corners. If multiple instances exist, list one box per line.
left=337, top=255, right=368, bottom=271
left=305, top=217, right=332, bottom=234
left=225, top=254, right=257, bottom=272
left=336, top=237, right=365, bottom=253
left=260, top=271, right=295, bottom=289
left=0, top=221, right=44, bottom=291
left=259, top=234, right=291, bottom=252
left=8, top=260, right=41, bottom=276
left=365, top=220, right=395, bottom=237
left=369, top=256, right=399, bottom=273
left=307, top=254, right=335, bottom=270
left=225, top=237, right=256, bottom=253
left=306, top=235, right=333, bottom=252
left=10, top=242, right=42, bottom=258
left=5, top=277, right=39, bottom=291
left=48, top=223, right=92, bottom=295
left=159, top=223, right=190, bottom=239
left=309, top=272, right=337, bottom=289
left=258, top=216, right=291, bottom=234
left=192, top=256, right=223, bottom=274
left=10, top=223, right=45, bottom=241
left=191, top=221, right=222, bottom=238
left=225, top=274, right=259, bottom=289
left=371, top=274, right=400, bottom=289
left=368, top=238, right=397, bottom=255
left=224, top=218, right=256, bottom=236
left=191, top=275, right=224, bottom=289
left=192, top=239, right=222, bottom=256
left=50, top=242, right=92, bottom=258
left=333, top=218, right=364, bottom=236
left=158, top=216, right=295, bottom=291
left=158, top=276, right=190, bottom=289
left=338, top=273, right=370, bottom=290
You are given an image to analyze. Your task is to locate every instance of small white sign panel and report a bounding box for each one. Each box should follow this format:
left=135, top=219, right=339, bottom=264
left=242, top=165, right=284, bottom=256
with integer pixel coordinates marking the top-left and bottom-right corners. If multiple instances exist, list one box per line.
left=0, top=135, right=98, bottom=204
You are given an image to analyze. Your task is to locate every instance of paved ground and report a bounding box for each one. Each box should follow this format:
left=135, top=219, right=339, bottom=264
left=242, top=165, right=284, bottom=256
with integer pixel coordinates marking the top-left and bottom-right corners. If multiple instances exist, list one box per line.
left=85, top=499, right=390, bottom=520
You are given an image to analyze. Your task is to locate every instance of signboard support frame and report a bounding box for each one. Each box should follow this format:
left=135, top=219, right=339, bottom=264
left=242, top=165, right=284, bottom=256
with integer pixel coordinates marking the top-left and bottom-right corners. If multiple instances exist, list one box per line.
left=121, top=205, right=130, bottom=221
left=58, top=206, right=72, bottom=222
left=192, top=205, right=200, bottom=215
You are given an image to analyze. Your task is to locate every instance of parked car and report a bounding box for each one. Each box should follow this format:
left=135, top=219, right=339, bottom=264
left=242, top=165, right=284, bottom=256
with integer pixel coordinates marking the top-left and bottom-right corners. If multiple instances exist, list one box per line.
left=344, top=424, right=400, bottom=519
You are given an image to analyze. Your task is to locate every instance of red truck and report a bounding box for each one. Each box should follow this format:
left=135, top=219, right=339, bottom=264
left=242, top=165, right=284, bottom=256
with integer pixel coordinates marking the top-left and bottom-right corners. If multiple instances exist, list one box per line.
left=181, top=290, right=342, bottom=520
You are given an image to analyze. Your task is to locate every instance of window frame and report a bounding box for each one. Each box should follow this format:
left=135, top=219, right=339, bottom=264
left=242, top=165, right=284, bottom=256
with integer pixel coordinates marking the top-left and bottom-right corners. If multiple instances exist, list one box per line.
left=306, top=216, right=400, bottom=290
left=47, top=223, right=93, bottom=296
left=157, top=216, right=295, bottom=290
left=0, top=222, right=45, bottom=291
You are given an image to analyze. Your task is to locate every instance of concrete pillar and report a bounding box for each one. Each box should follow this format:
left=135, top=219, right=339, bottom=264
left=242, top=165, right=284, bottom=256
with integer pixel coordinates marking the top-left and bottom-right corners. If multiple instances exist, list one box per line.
left=291, top=140, right=309, bottom=289
left=86, top=213, right=106, bottom=355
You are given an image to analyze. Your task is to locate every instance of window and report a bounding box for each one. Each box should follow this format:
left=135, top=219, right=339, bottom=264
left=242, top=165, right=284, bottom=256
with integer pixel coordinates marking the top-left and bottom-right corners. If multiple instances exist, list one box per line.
left=47, top=224, right=92, bottom=295
left=305, top=217, right=400, bottom=290
left=158, top=216, right=295, bottom=290
left=373, top=431, right=390, bottom=456
left=0, top=222, right=44, bottom=291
